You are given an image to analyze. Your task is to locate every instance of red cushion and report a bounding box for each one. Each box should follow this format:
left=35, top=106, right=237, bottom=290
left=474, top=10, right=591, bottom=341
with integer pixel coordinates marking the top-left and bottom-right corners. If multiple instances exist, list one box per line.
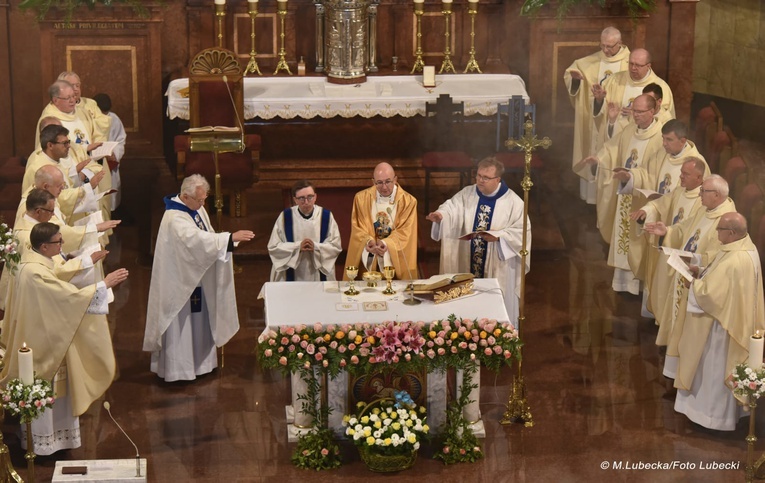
left=421, top=151, right=472, bottom=169
left=739, top=183, right=764, bottom=219
left=494, top=152, right=544, bottom=169
left=722, top=156, right=746, bottom=185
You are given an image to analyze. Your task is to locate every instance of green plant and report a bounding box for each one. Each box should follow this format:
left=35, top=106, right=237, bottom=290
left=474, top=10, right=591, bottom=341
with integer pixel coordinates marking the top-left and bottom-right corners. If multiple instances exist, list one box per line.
left=520, top=0, right=655, bottom=19
left=18, top=0, right=150, bottom=23
left=290, top=367, right=342, bottom=470
left=434, top=361, right=483, bottom=465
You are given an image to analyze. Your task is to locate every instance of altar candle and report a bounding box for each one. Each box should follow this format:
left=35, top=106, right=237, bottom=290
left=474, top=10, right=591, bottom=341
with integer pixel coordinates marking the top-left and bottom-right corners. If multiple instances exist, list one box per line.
left=18, top=343, right=33, bottom=386
left=468, top=0, right=478, bottom=3
left=749, top=331, right=764, bottom=369
left=249, top=0, right=257, bottom=3
left=442, top=0, right=453, bottom=3
left=278, top=0, right=287, bottom=11
left=413, top=0, right=424, bottom=3
left=214, top=0, right=225, bottom=4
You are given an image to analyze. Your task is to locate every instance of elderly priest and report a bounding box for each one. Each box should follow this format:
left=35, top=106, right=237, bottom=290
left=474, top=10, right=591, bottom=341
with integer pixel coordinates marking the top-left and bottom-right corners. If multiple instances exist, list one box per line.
left=143, top=175, right=255, bottom=382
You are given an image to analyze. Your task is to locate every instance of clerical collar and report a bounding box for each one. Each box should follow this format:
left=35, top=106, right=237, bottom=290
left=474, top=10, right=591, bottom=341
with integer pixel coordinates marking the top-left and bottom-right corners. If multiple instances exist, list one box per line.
left=41, top=151, right=60, bottom=164
left=476, top=181, right=508, bottom=200
left=637, top=119, right=656, bottom=134
left=298, top=208, right=314, bottom=219
left=671, top=142, right=690, bottom=159
left=376, top=185, right=397, bottom=204
left=635, top=69, right=652, bottom=83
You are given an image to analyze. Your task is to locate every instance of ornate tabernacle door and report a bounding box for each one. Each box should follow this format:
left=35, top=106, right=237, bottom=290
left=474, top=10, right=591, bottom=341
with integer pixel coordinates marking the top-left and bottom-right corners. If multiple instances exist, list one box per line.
left=317, top=0, right=378, bottom=84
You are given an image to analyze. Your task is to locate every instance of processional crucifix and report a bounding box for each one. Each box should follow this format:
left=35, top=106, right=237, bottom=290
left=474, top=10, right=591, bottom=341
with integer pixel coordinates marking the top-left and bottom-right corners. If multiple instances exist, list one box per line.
left=499, top=119, right=551, bottom=427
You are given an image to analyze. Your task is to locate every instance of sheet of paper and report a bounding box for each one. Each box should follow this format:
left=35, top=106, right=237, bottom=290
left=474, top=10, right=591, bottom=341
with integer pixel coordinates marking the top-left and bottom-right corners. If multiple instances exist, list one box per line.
left=660, top=246, right=694, bottom=259
left=72, top=211, right=103, bottom=227
left=423, top=66, right=436, bottom=88
left=635, top=188, right=662, bottom=199
left=667, top=253, right=694, bottom=282
left=89, top=141, right=119, bottom=159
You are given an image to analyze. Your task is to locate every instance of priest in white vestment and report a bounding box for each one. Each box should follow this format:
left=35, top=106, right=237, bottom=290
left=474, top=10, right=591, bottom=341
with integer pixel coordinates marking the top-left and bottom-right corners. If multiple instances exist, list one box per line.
left=426, top=157, right=530, bottom=324
left=675, top=212, right=765, bottom=430
left=592, top=48, right=674, bottom=148
left=564, top=26, right=630, bottom=204
left=644, top=175, right=736, bottom=380
left=93, top=92, right=126, bottom=211
left=579, top=95, right=664, bottom=295
left=143, top=175, right=255, bottom=382
left=268, top=180, right=342, bottom=282
left=0, top=222, right=127, bottom=455
left=628, top=158, right=706, bottom=318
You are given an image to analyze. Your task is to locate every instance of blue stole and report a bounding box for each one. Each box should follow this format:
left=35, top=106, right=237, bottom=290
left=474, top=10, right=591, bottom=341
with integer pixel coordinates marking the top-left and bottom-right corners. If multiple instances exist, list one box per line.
left=470, top=182, right=509, bottom=278
left=283, top=207, right=331, bottom=281
left=164, top=195, right=208, bottom=310
left=164, top=195, right=208, bottom=231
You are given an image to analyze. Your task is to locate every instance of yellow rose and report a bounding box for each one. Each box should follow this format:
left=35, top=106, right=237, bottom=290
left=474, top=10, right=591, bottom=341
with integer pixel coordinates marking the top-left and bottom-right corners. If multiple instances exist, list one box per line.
left=480, top=331, right=487, bottom=339
left=383, top=438, right=392, bottom=446
left=407, top=434, right=416, bottom=443
left=405, top=420, right=413, bottom=427
left=372, top=408, right=380, bottom=415
left=335, top=331, right=345, bottom=339
left=348, top=429, right=355, bottom=435
left=303, top=334, right=309, bottom=340
left=361, top=416, right=369, bottom=424
left=392, top=422, right=401, bottom=430
left=450, top=332, right=459, bottom=340
left=374, top=421, right=382, bottom=429
left=342, top=415, right=350, bottom=423
left=423, top=424, right=430, bottom=432
left=463, top=332, right=471, bottom=339
left=429, top=331, right=437, bottom=339
left=324, top=334, right=331, bottom=342
left=355, top=335, right=363, bottom=344
left=366, top=436, right=375, bottom=445
left=494, top=328, right=502, bottom=337
left=390, top=412, right=397, bottom=419
left=367, top=336, right=375, bottom=344
left=364, top=428, right=371, bottom=437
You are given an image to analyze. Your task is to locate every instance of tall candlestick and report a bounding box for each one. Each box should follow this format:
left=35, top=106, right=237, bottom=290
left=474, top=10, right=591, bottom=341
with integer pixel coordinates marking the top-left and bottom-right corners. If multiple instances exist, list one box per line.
left=244, top=0, right=262, bottom=75
left=749, top=331, right=764, bottom=369
left=18, top=343, right=33, bottom=386
left=438, top=0, right=455, bottom=73
left=274, top=0, right=293, bottom=74
left=463, top=0, right=482, bottom=73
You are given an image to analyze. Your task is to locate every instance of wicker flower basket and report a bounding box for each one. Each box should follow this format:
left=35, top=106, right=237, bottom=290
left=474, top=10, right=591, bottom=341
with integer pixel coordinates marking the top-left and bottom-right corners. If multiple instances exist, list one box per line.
left=358, top=444, right=418, bottom=472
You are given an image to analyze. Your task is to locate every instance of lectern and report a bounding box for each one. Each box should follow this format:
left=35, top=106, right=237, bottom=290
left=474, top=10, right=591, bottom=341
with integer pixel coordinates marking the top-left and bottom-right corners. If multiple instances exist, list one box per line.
left=187, top=130, right=244, bottom=231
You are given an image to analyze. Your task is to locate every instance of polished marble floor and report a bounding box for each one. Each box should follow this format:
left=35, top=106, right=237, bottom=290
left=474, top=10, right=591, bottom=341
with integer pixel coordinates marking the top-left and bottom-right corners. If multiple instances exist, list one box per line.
left=1, top=161, right=755, bottom=482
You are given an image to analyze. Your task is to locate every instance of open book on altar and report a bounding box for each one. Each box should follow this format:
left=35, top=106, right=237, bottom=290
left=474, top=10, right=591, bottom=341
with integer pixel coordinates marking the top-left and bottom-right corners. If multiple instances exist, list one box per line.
left=185, top=126, right=240, bottom=133
left=411, top=273, right=474, bottom=292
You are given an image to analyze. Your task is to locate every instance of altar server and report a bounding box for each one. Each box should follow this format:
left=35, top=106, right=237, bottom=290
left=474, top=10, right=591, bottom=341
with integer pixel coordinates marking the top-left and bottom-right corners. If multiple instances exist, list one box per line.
left=0, top=222, right=127, bottom=455
left=268, top=180, right=342, bottom=282
left=345, top=162, right=418, bottom=279
left=426, top=156, right=530, bottom=324
left=143, top=174, right=254, bottom=382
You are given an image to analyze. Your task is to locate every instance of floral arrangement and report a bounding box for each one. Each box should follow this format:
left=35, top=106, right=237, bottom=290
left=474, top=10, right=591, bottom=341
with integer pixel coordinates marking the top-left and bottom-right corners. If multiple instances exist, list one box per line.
left=0, top=221, right=20, bottom=275
left=1, top=377, right=55, bottom=423
left=257, top=315, right=521, bottom=377
left=435, top=361, right=483, bottom=465
left=343, top=391, right=429, bottom=456
left=729, top=362, right=765, bottom=401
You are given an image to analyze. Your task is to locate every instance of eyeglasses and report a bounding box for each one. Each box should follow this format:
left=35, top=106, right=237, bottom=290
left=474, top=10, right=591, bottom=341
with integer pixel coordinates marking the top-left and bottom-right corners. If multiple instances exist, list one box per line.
left=52, top=140, right=71, bottom=146
left=44, top=238, right=64, bottom=246
left=632, top=109, right=652, bottom=115
left=56, top=96, right=75, bottom=102
left=37, top=207, right=55, bottom=214
left=374, top=179, right=394, bottom=187
left=629, top=62, right=650, bottom=68
left=600, top=42, right=620, bottom=50
left=476, top=174, right=499, bottom=182
left=701, top=189, right=718, bottom=193
left=716, top=226, right=734, bottom=232
left=295, top=194, right=316, bottom=202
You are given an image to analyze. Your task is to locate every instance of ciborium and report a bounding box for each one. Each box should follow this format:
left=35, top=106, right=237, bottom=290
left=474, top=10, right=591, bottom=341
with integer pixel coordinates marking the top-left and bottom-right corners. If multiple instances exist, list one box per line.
left=345, top=266, right=360, bottom=296
left=382, top=266, right=396, bottom=295
left=362, top=270, right=382, bottom=291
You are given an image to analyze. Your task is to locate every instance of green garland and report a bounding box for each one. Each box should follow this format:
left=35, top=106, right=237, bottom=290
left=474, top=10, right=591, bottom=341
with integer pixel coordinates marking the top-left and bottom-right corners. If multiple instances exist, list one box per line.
left=520, top=0, right=655, bottom=19
left=434, top=360, right=483, bottom=465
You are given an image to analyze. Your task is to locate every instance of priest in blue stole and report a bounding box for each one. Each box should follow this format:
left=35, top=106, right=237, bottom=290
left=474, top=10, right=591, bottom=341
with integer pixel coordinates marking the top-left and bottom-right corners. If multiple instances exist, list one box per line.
left=427, top=157, right=530, bottom=326
left=267, top=180, right=342, bottom=282
left=143, top=174, right=255, bottom=382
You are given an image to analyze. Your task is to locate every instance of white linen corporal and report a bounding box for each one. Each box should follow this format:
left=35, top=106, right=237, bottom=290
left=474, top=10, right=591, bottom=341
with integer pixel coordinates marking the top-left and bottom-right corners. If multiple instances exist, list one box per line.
left=268, top=205, right=342, bottom=282
left=430, top=183, right=530, bottom=326
left=143, top=195, right=240, bottom=382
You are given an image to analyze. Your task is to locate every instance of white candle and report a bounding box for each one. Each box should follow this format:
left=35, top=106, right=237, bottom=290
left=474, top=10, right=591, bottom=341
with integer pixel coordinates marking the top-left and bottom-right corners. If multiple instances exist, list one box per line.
left=749, top=331, right=764, bottom=369
left=442, top=0, right=453, bottom=3
left=468, top=0, right=478, bottom=3
left=249, top=0, right=258, bottom=3
left=413, top=0, right=424, bottom=3
left=214, top=0, right=225, bottom=5
left=18, top=343, right=34, bottom=386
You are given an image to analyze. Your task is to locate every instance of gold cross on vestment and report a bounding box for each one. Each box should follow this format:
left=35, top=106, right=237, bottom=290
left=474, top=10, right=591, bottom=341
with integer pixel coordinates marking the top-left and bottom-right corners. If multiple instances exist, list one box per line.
left=191, top=293, right=201, bottom=305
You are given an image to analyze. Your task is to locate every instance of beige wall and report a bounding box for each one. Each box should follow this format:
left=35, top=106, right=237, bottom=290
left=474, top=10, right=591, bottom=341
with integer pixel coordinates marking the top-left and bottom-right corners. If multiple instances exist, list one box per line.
left=694, top=0, right=765, bottom=106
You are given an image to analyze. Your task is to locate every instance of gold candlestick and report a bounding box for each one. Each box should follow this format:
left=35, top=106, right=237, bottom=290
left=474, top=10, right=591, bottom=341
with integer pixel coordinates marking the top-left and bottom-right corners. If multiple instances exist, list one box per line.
left=500, top=119, right=551, bottom=428
left=244, top=3, right=262, bottom=76
left=438, top=3, right=455, bottom=74
left=24, top=420, right=34, bottom=483
left=274, top=1, right=293, bottom=75
left=0, top=407, right=22, bottom=483
left=463, top=3, right=482, bottom=73
left=411, top=3, right=425, bottom=74
left=215, top=3, right=226, bottom=49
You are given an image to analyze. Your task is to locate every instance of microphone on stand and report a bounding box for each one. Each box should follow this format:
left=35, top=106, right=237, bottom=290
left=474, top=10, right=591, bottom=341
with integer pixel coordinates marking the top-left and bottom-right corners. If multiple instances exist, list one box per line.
left=221, top=74, right=246, bottom=153
left=103, top=401, right=142, bottom=477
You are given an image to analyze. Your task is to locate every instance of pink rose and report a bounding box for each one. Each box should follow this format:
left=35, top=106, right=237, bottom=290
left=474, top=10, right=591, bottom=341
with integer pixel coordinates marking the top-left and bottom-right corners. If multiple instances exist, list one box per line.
left=319, top=346, right=328, bottom=354
left=300, top=340, right=308, bottom=349
left=405, top=353, right=411, bottom=361
left=291, top=334, right=300, bottom=343
left=450, top=346, right=458, bottom=354
left=321, top=448, right=329, bottom=456
left=484, top=348, right=492, bottom=356
left=351, top=355, right=360, bottom=364
left=277, top=347, right=284, bottom=353
left=443, top=446, right=450, bottom=454
left=338, top=345, right=347, bottom=353
left=297, top=353, right=304, bottom=359
left=264, top=349, right=273, bottom=357
left=284, top=326, right=295, bottom=335
left=322, top=360, right=329, bottom=367
left=279, top=356, right=288, bottom=366
left=427, top=349, right=436, bottom=359
left=314, top=322, right=323, bottom=332
left=288, top=345, right=296, bottom=352
left=437, top=348, right=445, bottom=356
left=340, top=359, right=347, bottom=367
left=268, top=339, right=276, bottom=346
left=504, top=350, right=512, bottom=359
left=494, top=346, right=502, bottom=355
left=460, top=449, right=466, bottom=455
left=315, top=353, right=323, bottom=361
left=329, top=341, right=338, bottom=349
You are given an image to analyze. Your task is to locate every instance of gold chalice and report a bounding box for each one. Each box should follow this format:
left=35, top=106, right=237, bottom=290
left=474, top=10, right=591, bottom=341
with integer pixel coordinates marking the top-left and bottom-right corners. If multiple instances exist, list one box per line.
left=362, top=270, right=382, bottom=292
left=344, top=266, right=360, bottom=296
left=382, top=265, right=396, bottom=295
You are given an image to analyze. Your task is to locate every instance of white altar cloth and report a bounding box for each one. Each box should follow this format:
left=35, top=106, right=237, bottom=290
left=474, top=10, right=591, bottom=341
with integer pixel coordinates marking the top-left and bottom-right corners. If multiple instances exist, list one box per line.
left=262, top=278, right=509, bottom=439
left=166, top=74, right=529, bottom=120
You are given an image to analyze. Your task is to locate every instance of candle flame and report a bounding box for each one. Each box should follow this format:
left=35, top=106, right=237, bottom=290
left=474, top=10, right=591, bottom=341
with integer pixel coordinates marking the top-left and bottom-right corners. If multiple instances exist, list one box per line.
left=755, top=331, right=763, bottom=339
left=19, top=342, right=30, bottom=352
